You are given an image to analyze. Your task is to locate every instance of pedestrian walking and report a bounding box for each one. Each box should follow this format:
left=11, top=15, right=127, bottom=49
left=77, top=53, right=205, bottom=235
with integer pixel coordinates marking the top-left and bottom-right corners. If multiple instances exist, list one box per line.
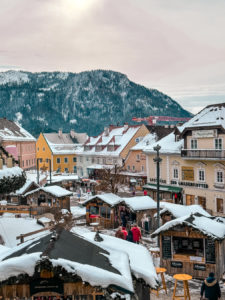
left=131, top=223, right=142, bottom=244
left=126, top=229, right=134, bottom=242
left=143, top=189, right=147, bottom=196
left=115, top=227, right=125, bottom=239
left=121, top=226, right=128, bottom=239
left=200, top=272, right=221, bottom=300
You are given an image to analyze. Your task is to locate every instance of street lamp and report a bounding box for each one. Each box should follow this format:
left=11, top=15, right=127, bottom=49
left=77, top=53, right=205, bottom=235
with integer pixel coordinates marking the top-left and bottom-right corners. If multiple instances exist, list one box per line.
left=153, top=144, right=162, bottom=246
left=37, top=158, right=52, bottom=185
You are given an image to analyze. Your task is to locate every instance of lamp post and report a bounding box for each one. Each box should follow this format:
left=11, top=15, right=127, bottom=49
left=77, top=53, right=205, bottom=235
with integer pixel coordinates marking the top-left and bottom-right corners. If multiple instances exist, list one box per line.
left=36, top=158, right=52, bottom=184
left=37, top=158, right=41, bottom=184
left=153, top=144, right=162, bottom=247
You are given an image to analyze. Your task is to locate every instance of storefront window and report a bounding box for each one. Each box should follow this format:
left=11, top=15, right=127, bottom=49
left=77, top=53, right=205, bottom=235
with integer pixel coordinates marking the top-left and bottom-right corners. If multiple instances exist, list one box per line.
left=173, top=237, right=204, bottom=258
left=90, top=206, right=99, bottom=215
left=198, top=196, right=206, bottom=209
left=216, top=198, right=223, bottom=213
left=100, top=206, right=111, bottom=219
left=186, top=194, right=195, bottom=205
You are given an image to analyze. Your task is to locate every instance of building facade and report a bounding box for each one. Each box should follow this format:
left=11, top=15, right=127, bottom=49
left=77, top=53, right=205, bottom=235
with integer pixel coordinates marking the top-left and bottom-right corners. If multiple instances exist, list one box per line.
left=0, top=118, right=36, bottom=170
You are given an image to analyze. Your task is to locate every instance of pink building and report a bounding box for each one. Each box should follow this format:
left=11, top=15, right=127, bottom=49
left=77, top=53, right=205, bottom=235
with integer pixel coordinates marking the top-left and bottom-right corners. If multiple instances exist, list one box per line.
left=0, top=118, right=36, bottom=170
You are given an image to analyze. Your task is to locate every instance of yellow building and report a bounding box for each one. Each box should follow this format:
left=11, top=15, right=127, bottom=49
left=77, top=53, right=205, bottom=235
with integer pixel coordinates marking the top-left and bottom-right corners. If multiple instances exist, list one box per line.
left=36, top=130, right=82, bottom=173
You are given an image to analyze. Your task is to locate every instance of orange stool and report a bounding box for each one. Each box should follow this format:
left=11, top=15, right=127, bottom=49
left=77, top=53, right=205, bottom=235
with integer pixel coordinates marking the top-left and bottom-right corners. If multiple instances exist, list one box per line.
left=151, top=267, right=167, bottom=296
left=172, top=273, right=192, bottom=300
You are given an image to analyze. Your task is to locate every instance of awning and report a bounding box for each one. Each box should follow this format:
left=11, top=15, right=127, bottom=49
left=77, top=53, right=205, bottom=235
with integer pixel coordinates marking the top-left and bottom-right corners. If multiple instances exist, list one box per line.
left=143, top=183, right=182, bottom=193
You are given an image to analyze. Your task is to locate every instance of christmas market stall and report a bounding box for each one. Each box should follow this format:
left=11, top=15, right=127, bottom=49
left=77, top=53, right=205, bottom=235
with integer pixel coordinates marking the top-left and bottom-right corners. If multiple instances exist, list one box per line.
left=151, top=213, right=225, bottom=279
left=10, top=180, right=40, bottom=204
left=83, top=193, right=123, bottom=228
left=158, top=202, right=211, bottom=225
left=24, top=185, right=72, bottom=212
left=0, top=229, right=158, bottom=299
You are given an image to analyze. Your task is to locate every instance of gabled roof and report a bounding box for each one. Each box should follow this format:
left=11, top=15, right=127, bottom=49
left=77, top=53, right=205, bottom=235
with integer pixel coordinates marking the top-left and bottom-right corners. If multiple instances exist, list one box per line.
left=83, top=193, right=122, bottom=206
left=152, top=212, right=225, bottom=240
left=24, top=185, right=73, bottom=198
left=0, top=118, right=35, bottom=142
left=11, top=180, right=40, bottom=196
left=122, top=196, right=157, bottom=211
left=159, top=202, right=211, bottom=218
left=179, top=102, right=225, bottom=134
left=0, top=230, right=134, bottom=293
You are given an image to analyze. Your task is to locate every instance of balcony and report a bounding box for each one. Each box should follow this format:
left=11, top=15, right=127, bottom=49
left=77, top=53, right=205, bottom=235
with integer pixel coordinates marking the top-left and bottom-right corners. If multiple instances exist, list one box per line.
left=181, top=149, right=225, bottom=160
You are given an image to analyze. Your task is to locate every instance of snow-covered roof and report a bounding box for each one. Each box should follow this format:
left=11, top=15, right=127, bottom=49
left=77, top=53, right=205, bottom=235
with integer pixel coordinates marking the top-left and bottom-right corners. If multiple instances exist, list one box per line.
left=179, top=103, right=225, bottom=133
left=87, top=164, right=114, bottom=170
left=82, top=125, right=142, bottom=157
left=122, top=196, right=157, bottom=211
left=0, top=166, right=23, bottom=180
left=11, top=180, right=39, bottom=196
left=24, top=185, right=73, bottom=197
left=0, top=230, right=134, bottom=293
left=0, top=118, right=35, bottom=142
left=47, top=174, right=79, bottom=183
left=73, top=230, right=158, bottom=288
left=83, top=193, right=122, bottom=206
left=131, top=133, right=157, bottom=151
left=25, top=171, right=46, bottom=185
left=152, top=212, right=225, bottom=240
left=159, top=202, right=211, bottom=218
left=144, top=132, right=183, bottom=154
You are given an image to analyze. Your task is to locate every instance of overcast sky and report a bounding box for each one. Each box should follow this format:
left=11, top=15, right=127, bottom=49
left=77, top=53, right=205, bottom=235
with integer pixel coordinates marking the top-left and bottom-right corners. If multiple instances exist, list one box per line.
left=0, top=0, right=225, bottom=113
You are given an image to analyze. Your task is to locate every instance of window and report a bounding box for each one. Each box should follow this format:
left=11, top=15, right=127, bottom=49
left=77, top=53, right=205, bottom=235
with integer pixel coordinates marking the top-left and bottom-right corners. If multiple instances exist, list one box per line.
left=186, top=194, right=195, bottom=205
left=216, top=198, right=223, bottom=213
left=46, top=158, right=48, bottom=163
left=73, top=157, right=77, bottom=162
left=73, top=166, right=77, bottom=173
left=64, top=157, right=68, bottom=163
left=86, top=157, right=89, bottom=161
left=80, top=156, right=83, bottom=163
left=92, top=157, right=95, bottom=163
left=97, top=158, right=100, bottom=164
left=103, top=158, right=106, bottom=164
left=26, top=160, right=28, bottom=166
left=90, top=206, right=99, bottom=215
left=57, top=158, right=61, bottom=163
left=22, top=161, right=24, bottom=167
left=135, top=138, right=140, bottom=143
left=198, top=169, right=205, bottom=182
left=141, top=165, right=144, bottom=172
left=136, top=154, right=140, bottom=161
left=173, top=168, right=179, bottom=179
left=191, top=139, right=197, bottom=149
left=39, top=158, right=43, bottom=163
left=127, top=165, right=130, bottom=171
left=216, top=170, right=224, bottom=183
left=100, top=206, right=111, bottom=219
left=215, top=138, right=222, bottom=150
left=132, top=165, right=135, bottom=171
left=64, top=167, right=68, bottom=173
left=43, top=147, right=45, bottom=151
left=37, top=147, right=39, bottom=151
left=198, top=196, right=206, bottom=210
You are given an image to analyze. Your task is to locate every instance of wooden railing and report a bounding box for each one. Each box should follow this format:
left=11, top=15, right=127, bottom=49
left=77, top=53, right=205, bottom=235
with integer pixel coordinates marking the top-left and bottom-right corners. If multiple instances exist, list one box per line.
left=0, top=205, right=61, bottom=216
left=181, top=149, right=225, bottom=159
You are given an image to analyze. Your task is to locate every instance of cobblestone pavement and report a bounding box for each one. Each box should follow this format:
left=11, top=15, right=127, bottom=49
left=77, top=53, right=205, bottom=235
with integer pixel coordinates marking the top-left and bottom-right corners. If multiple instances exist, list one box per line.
left=150, top=276, right=225, bottom=300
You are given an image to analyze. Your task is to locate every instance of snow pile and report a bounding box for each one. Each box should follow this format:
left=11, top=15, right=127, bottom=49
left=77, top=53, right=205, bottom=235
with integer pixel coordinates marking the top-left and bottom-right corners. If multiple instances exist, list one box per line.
left=70, top=206, right=86, bottom=217
left=0, top=216, right=46, bottom=247
left=0, top=166, right=23, bottom=180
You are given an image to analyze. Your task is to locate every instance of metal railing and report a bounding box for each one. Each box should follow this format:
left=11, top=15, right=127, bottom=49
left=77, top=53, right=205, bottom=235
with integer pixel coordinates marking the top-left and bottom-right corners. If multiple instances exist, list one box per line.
left=181, top=149, right=225, bottom=159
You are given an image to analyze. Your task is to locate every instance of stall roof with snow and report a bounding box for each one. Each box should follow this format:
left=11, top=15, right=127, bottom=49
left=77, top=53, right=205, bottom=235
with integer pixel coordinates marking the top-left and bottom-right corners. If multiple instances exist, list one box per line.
left=83, top=193, right=122, bottom=207
left=122, top=196, right=157, bottom=211
left=24, top=185, right=73, bottom=198
left=159, top=202, right=211, bottom=218
left=152, top=212, right=225, bottom=240
left=0, top=230, right=134, bottom=295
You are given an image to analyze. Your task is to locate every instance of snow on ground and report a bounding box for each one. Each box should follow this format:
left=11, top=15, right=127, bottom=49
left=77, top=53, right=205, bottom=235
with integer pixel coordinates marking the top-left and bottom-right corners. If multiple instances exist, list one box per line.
left=0, top=215, right=48, bottom=247
left=70, top=206, right=86, bottom=218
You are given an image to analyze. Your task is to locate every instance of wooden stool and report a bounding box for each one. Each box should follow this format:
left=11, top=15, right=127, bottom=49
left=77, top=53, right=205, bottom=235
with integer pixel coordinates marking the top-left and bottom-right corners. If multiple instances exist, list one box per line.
left=172, top=273, right=192, bottom=300
left=151, top=267, right=167, bottom=296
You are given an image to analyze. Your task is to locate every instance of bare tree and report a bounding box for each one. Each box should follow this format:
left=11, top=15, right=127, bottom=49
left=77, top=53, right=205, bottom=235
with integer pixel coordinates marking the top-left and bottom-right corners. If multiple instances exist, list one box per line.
left=95, top=164, right=127, bottom=194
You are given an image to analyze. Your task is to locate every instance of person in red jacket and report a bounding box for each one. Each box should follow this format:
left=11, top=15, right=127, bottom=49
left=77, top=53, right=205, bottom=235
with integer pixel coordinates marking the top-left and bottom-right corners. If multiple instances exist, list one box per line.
left=131, top=224, right=142, bottom=244
left=121, top=227, right=128, bottom=239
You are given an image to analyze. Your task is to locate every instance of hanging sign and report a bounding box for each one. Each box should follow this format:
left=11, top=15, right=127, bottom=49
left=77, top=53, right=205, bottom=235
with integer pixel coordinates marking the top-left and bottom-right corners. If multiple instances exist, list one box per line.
left=194, top=264, right=206, bottom=271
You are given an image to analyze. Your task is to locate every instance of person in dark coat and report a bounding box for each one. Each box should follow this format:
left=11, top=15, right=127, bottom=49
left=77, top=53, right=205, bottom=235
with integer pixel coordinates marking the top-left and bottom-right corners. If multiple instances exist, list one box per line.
left=200, top=272, right=221, bottom=300
left=126, top=229, right=134, bottom=242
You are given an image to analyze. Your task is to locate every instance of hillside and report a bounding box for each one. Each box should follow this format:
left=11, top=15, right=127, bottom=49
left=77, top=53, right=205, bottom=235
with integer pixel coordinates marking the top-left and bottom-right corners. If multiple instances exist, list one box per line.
left=0, top=70, right=191, bottom=136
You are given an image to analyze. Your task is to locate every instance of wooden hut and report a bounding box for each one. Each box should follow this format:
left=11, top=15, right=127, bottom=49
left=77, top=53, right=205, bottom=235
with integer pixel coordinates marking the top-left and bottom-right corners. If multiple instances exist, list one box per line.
left=24, top=185, right=72, bottom=212
left=0, top=229, right=158, bottom=299
left=10, top=180, right=40, bottom=204
left=152, top=213, right=225, bottom=279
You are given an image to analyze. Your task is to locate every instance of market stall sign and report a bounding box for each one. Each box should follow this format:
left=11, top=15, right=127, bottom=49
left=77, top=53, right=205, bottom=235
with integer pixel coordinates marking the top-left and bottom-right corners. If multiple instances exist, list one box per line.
left=181, top=166, right=194, bottom=181
left=162, top=236, right=172, bottom=259
left=205, top=239, right=216, bottom=264
left=171, top=261, right=183, bottom=268
left=194, top=264, right=206, bottom=271
left=30, top=278, right=63, bottom=296
left=192, top=130, right=216, bottom=138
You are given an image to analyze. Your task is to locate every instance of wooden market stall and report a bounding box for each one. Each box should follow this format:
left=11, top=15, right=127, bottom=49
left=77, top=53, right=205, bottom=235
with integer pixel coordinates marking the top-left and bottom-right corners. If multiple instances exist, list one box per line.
left=24, top=185, right=72, bottom=211
left=0, top=229, right=157, bottom=299
left=152, top=213, right=225, bottom=279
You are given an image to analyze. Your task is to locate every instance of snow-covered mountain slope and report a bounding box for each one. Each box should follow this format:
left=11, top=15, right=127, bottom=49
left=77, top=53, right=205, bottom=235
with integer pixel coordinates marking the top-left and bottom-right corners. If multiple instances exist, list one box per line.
left=0, top=70, right=191, bottom=136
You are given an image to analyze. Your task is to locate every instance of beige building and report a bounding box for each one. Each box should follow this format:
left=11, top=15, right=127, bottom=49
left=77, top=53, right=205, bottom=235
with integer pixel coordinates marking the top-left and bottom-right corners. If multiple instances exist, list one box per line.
left=144, top=103, right=225, bottom=216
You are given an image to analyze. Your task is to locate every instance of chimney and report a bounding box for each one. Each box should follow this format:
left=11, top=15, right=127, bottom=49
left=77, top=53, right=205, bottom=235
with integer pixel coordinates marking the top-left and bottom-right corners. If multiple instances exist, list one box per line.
left=123, top=123, right=129, bottom=131
left=0, top=157, right=3, bottom=169
left=7, top=156, right=13, bottom=168
left=70, top=129, right=76, bottom=138
left=58, top=129, right=63, bottom=138
left=104, top=127, right=109, bottom=136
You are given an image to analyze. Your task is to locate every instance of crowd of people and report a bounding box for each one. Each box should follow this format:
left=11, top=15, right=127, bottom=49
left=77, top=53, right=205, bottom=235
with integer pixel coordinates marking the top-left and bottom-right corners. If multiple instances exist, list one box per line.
left=115, top=224, right=142, bottom=243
